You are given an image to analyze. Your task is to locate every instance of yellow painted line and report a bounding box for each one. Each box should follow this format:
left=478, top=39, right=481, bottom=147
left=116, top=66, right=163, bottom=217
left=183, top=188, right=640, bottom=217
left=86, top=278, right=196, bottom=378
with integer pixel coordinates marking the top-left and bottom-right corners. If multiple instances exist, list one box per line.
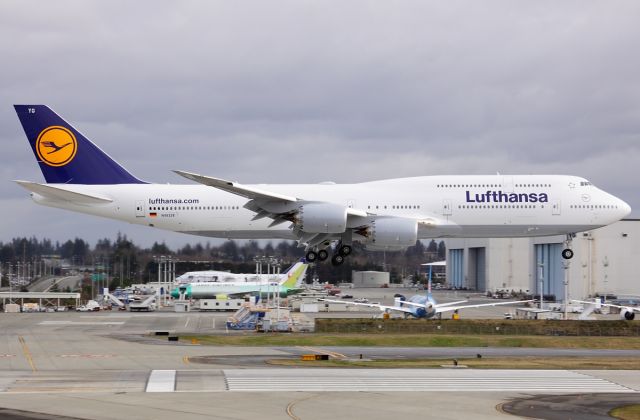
left=296, top=346, right=346, bottom=359
left=182, top=355, right=190, bottom=365
left=286, top=395, right=317, bottom=420
left=18, top=336, right=37, bottom=372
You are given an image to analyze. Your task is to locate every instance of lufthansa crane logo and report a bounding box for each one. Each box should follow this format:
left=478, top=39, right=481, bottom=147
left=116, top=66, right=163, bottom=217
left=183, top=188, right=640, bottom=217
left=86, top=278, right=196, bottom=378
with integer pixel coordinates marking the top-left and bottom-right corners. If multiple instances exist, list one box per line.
left=35, top=126, right=77, bottom=167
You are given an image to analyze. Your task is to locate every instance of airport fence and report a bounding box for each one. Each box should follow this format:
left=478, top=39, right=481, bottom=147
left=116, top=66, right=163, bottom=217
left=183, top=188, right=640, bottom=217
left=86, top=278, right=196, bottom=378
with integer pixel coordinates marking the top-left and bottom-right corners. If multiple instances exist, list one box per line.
left=314, top=319, right=640, bottom=336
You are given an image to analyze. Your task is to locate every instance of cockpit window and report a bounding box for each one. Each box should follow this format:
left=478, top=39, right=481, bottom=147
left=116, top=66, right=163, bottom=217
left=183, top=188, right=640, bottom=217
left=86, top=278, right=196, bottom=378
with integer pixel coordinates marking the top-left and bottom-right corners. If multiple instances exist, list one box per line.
left=580, top=181, right=592, bottom=186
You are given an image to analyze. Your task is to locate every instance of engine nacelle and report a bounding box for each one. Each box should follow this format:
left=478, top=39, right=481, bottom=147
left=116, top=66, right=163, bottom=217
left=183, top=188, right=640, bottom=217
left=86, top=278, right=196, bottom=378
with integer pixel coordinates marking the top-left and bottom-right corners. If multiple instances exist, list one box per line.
left=366, top=217, right=418, bottom=251
left=299, top=202, right=347, bottom=233
left=621, top=308, right=636, bottom=320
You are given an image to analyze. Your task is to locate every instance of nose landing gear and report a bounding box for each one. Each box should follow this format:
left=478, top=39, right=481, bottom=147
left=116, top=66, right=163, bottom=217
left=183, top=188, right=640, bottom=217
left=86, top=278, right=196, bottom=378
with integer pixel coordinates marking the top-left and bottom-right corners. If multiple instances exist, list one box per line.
left=562, top=233, right=575, bottom=260
left=561, top=248, right=574, bottom=260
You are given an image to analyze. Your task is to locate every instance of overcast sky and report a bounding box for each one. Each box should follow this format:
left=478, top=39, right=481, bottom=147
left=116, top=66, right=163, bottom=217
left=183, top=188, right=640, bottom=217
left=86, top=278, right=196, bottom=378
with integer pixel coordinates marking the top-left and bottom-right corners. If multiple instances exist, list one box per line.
left=1, top=1, right=639, bottom=249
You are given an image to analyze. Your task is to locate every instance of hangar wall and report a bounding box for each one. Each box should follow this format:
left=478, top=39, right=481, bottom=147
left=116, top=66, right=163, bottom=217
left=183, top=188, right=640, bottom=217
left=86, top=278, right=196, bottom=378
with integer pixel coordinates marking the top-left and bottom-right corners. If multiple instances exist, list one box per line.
left=444, top=219, right=640, bottom=301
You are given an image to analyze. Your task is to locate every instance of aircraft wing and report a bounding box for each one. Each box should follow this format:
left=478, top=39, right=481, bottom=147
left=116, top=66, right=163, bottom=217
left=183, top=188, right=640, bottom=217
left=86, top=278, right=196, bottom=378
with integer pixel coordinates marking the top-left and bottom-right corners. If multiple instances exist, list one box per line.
left=173, top=170, right=453, bottom=252
left=15, top=180, right=113, bottom=204
left=320, top=299, right=415, bottom=314
left=394, top=299, right=468, bottom=309
left=434, top=300, right=533, bottom=314
left=173, top=170, right=298, bottom=202
left=427, top=300, right=468, bottom=308
left=174, top=170, right=371, bottom=245
left=571, top=299, right=640, bottom=312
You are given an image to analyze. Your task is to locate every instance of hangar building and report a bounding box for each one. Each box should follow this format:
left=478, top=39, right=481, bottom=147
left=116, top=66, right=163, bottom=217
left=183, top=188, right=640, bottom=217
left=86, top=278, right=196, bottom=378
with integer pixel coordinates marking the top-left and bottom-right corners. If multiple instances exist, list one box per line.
left=352, top=271, right=389, bottom=287
left=444, top=219, right=639, bottom=301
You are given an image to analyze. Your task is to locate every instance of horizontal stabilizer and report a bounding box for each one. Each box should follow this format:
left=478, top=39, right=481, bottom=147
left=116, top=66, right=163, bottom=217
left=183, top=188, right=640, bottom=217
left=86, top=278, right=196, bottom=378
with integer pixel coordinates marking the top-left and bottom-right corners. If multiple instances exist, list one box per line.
left=14, top=180, right=113, bottom=204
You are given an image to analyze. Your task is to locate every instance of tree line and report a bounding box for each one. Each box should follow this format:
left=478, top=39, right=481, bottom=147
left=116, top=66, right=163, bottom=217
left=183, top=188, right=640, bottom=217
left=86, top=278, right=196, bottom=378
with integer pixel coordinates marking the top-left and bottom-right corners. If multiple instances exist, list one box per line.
left=0, top=234, right=446, bottom=286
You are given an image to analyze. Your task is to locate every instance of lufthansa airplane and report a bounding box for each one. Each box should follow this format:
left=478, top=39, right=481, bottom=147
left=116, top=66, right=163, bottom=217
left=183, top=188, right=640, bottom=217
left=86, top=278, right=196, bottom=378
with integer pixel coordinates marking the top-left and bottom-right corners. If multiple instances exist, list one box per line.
left=14, top=105, right=631, bottom=265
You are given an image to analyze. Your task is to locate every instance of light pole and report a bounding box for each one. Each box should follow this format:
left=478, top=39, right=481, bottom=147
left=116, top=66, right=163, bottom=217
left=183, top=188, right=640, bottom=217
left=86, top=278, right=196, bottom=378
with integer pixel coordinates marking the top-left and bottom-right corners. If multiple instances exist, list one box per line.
left=537, top=262, right=544, bottom=310
left=563, top=260, right=570, bottom=320
left=603, top=256, right=609, bottom=302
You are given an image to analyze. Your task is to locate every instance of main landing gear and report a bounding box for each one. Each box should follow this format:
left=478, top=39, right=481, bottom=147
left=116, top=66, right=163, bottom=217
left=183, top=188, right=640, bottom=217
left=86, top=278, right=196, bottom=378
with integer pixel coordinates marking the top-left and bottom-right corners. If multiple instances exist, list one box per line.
left=562, top=234, right=575, bottom=260
left=305, top=248, right=330, bottom=263
left=330, top=243, right=352, bottom=266
left=317, top=249, right=329, bottom=261
left=305, top=243, right=353, bottom=266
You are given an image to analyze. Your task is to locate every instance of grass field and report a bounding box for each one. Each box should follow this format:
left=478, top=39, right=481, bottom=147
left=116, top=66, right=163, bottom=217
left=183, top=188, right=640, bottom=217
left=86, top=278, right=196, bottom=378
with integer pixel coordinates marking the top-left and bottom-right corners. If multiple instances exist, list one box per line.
left=266, top=357, right=640, bottom=369
left=179, top=333, right=640, bottom=349
left=610, top=404, right=640, bottom=420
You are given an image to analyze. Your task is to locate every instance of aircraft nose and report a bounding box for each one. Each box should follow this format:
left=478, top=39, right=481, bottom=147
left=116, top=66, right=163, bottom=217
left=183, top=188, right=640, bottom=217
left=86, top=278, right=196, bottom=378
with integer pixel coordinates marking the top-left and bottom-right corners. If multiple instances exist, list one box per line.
left=619, top=199, right=632, bottom=218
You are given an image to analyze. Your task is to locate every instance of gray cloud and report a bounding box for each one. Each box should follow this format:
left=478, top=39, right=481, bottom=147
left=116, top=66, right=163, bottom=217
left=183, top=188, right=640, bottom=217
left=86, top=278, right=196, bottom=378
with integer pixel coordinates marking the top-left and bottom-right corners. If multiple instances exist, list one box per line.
left=1, top=1, right=639, bottom=248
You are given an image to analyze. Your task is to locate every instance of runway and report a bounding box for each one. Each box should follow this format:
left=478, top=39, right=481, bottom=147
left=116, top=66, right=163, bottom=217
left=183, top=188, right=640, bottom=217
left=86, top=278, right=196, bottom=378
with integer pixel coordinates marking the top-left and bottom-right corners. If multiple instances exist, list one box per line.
left=0, top=310, right=638, bottom=419
left=0, top=368, right=634, bottom=395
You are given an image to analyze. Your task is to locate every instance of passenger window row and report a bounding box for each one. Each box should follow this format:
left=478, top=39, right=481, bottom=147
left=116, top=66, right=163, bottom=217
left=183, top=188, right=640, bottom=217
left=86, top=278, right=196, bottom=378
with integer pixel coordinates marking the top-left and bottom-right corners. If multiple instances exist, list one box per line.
left=367, top=205, right=421, bottom=210
left=149, top=206, right=240, bottom=211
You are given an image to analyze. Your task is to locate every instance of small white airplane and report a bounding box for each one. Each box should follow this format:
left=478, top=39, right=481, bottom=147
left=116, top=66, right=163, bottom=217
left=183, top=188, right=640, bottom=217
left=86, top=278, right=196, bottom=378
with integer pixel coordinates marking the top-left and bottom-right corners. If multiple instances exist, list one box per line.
left=170, top=259, right=309, bottom=299
left=14, top=105, right=631, bottom=266
left=176, top=263, right=298, bottom=285
left=571, top=299, right=639, bottom=320
left=323, top=275, right=531, bottom=319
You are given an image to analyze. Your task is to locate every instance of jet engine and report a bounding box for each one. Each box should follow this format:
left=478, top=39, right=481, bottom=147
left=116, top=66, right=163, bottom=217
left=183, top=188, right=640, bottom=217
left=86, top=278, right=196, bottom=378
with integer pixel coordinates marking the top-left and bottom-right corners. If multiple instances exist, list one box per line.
left=620, top=307, right=636, bottom=320
left=414, top=307, right=427, bottom=318
left=299, top=203, right=347, bottom=233
left=364, top=217, right=418, bottom=251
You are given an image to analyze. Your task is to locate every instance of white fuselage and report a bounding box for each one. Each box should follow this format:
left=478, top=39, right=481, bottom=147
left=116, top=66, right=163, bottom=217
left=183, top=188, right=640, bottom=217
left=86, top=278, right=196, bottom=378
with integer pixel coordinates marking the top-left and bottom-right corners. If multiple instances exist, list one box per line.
left=29, top=175, right=631, bottom=239
left=176, top=271, right=285, bottom=284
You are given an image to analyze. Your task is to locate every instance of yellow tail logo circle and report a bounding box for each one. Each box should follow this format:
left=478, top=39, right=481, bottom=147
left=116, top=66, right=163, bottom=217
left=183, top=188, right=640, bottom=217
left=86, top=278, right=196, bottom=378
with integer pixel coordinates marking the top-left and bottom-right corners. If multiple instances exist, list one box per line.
left=36, top=126, right=77, bottom=167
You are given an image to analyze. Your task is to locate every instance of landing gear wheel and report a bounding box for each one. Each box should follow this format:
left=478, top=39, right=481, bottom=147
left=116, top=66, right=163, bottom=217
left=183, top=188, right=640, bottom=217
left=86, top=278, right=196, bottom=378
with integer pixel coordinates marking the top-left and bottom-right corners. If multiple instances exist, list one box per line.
left=317, top=249, right=329, bottom=261
left=305, top=250, right=318, bottom=262
left=338, top=245, right=352, bottom=257
left=331, top=254, right=345, bottom=266
left=561, top=249, right=574, bottom=260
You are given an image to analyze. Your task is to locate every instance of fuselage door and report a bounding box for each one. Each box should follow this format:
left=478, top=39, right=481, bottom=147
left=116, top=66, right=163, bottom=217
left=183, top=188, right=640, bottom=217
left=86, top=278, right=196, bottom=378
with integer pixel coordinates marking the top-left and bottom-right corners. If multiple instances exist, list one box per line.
left=552, top=200, right=561, bottom=216
left=135, top=200, right=145, bottom=218
left=502, top=175, right=514, bottom=193
left=442, top=199, right=452, bottom=216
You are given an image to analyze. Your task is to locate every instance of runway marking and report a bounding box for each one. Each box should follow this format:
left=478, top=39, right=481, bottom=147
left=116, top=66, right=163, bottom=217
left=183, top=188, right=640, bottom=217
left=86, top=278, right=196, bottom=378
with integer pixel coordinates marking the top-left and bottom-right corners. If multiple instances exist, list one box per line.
left=0, top=354, right=16, bottom=358
left=145, top=370, right=176, bottom=392
left=224, top=369, right=635, bottom=393
left=58, top=354, right=116, bottom=358
left=183, top=356, right=190, bottom=365
left=39, top=321, right=125, bottom=326
left=296, top=346, right=346, bottom=359
left=184, top=317, right=190, bottom=328
left=18, top=336, right=36, bottom=372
